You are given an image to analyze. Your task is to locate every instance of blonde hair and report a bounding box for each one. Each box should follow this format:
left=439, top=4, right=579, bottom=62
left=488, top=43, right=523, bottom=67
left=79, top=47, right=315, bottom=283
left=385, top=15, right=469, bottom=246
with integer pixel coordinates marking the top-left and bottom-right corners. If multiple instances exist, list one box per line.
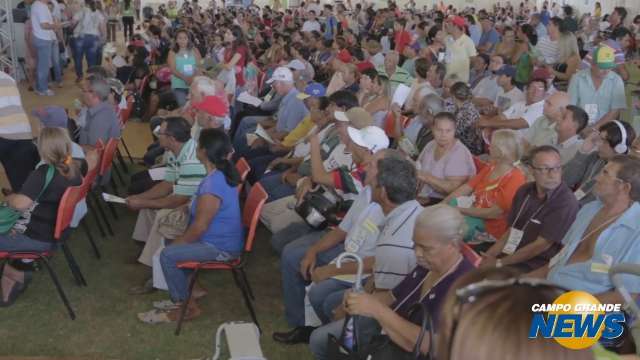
left=414, top=204, right=464, bottom=246
left=37, top=127, right=77, bottom=179
left=556, top=33, right=579, bottom=64
left=437, top=268, right=595, bottom=360
left=491, top=129, right=523, bottom=163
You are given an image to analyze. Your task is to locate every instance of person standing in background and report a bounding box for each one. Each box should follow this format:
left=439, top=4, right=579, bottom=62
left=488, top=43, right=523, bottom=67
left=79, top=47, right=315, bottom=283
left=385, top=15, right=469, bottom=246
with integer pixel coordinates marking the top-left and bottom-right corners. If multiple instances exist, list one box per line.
left=133, top=0, right=140, bottom=22
left=31, top=0, right=61, bottom=96
left=106, top=0, right=120, bottom=43
left=121, top=0, right=135, bottom=41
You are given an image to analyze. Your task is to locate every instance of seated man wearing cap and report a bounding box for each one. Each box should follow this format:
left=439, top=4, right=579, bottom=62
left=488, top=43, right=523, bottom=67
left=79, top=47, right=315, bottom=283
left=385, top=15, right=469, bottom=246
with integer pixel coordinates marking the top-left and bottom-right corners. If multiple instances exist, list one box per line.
left=247, top=83, right=327, bottom=183
left=126, top=117, right=207, bottom=295
left=479, top=65, right=525, bottom=116
left=257, top=91, right=360, bottom=209
left=233, top=66, right=309, bottom=161
left=568, top=45, right=626, bottom=132
left=479, top=77, right=547, bottom=136
left=272, top=131, right=393, bottom=346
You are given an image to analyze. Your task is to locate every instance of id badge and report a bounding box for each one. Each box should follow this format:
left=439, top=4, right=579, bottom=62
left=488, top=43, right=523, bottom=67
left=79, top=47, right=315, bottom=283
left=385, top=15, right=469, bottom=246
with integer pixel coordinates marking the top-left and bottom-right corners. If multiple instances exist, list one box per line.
left=574, top=188, right=586, bottom=201
left=585, top=104, right=598, bottom=123
left=183, top=64, right=194, bottom=76
left=590, top=262, right=610, bottom=274
left=502, top=228, right=524, bottom=255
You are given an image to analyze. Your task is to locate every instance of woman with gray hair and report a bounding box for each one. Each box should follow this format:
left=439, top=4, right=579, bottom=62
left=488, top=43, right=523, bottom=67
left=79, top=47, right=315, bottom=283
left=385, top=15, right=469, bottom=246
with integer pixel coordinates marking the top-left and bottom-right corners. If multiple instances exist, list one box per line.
left=444, top=82, right=484, bottom=155
left=444, top=129, right=527, bottom=244
left=327, top=205, right=475, bottom=359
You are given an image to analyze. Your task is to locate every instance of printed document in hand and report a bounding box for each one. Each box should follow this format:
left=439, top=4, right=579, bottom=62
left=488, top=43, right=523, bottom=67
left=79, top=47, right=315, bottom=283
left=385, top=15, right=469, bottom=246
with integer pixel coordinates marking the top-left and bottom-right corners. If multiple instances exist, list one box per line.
left=148, top=167, right=166, bottom=181
left=237, top=91, right=263, bottom=107
left=392, top=84, right=411, bottom=107
left=255, top=124, right=276, bottom=144
left=102, top=193, right=127, bottom=204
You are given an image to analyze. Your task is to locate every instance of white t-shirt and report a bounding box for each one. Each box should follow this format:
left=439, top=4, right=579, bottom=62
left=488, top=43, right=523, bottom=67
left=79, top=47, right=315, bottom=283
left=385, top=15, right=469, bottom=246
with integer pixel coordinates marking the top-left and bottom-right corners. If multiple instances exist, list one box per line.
left=77, top=8, right=105, bottom=36
left=31, top=1, right=57, bottom=41
left=535, top=36, right=559, bottom=65
left=302, top=20, right=321, bottom=33
left=494, top=86, right=525, bottom=112
left=502, top=100, right=545, bottom=136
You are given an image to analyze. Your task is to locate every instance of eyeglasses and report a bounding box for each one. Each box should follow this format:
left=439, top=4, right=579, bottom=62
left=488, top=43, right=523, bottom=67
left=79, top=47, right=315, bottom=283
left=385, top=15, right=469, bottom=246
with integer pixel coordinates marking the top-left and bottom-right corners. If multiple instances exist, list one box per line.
left=530, top=165, right=562, bottom=174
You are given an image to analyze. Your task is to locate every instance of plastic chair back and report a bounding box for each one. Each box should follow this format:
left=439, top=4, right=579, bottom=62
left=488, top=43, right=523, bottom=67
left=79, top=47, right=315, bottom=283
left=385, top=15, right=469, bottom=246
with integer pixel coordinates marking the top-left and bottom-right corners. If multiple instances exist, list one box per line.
left=241, top=183, right=267, bottom=253
left=99, top=138, right=120, bottom=176
left=236, top=157, right=251, bottom=183
left=460, top=242, right=482, bottom=268
left=120, top=95, right=135, bottom=127
left=54, top=185, right=83, bottom=241
left=79, top=151, right=100, bottom=199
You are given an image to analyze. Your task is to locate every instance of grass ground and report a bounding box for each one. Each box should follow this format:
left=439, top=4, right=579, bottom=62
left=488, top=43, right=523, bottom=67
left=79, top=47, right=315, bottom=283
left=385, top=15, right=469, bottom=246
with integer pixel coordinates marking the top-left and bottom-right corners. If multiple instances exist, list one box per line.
left=0, top=170, right=312, bottom=359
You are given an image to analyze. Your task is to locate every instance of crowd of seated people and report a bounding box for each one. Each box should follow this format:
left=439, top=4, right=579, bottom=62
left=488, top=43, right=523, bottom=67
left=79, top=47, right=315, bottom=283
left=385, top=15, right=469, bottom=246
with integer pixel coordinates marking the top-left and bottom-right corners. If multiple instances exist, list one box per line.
left=2, top=0, right=640, bottom=358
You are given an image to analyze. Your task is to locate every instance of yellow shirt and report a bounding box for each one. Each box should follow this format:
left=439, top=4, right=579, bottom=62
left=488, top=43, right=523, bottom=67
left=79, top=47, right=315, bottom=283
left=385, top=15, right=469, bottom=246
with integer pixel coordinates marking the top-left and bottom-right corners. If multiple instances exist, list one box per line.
left=281, top=115, right=314, bottom=147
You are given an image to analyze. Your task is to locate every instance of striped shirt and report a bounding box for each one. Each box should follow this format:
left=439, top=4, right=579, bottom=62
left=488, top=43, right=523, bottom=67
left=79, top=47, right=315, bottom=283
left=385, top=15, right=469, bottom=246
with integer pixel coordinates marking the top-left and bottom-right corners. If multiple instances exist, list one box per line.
left=0, top=71, right=32, bottom=140
left=374, top=200, right=422, bottom=290
left=535, top=36, right=559, bottom=65
left=164, top=138, right=206, bottom=197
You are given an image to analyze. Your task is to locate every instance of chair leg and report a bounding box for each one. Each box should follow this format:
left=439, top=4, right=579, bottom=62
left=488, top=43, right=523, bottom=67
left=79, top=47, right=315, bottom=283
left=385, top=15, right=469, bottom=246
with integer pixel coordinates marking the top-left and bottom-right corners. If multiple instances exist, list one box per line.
left=61, top=242, right=87, bottom=287
left=91, top=192, right=115, bottom=236
left=175, top=268, right=200, bottom=336
left=86, top=196, right=107, bottom=238
left=40, top=257, right=76, bottom=320
left=81, top=219, right=101, bottom=259
left=239, top=268, right=255, bottom=301
left=100, top=185, right=119, bottom=220
left=121, top=138, right=134, bottom=164
left=116, top=148, right=130, bottom=173
left=232, top=269, right=260, bottom=331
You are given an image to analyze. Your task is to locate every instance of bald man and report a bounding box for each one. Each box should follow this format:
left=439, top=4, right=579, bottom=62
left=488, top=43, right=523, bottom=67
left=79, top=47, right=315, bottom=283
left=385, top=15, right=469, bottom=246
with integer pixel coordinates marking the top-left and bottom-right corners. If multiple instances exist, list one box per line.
left=523, top=91, right=570, bottom=150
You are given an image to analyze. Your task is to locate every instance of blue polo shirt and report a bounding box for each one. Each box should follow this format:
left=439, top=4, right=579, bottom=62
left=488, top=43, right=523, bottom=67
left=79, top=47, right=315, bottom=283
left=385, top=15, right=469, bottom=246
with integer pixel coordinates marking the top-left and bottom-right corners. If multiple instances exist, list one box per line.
left=547, top=201, right=640, bottom=295
left=479, top=28, right=500, bottom=53
left=275, top=88, right=309, bottom=133
left=568, top=69, right=627, bottom=124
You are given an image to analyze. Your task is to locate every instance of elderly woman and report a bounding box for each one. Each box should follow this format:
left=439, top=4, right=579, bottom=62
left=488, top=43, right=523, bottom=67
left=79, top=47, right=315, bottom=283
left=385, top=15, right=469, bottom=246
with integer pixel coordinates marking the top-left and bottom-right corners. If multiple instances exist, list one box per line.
left=0, top=128, right=84, bottom=305
left=563, top=121, right=636, bottom=206
left=138, top=129, right=243, bottom=323
left=444, top=82, right=484, bottom=155
left=308, top=205, right=475, bottom=360
left=444, top=129, right=526, bottom=244
left=416, top=112, right=477, bottom=205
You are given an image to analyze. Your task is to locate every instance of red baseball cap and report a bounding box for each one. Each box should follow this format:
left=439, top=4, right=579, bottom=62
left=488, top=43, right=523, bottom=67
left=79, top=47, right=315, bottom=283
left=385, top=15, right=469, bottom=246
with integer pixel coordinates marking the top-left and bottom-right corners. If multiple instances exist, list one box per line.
left=448, top=16, right=466, bottom=28
left=356, top=61, right=374, bottom=73
left=192, top=96, right=229, bottom=117
left=336, top=49, right=352, bottom=64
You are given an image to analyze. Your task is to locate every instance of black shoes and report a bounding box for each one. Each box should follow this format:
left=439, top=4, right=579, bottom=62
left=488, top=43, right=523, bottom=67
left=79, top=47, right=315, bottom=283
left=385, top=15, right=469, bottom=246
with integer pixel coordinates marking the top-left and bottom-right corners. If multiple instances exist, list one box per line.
left=273, top=326, right=317, bottom=344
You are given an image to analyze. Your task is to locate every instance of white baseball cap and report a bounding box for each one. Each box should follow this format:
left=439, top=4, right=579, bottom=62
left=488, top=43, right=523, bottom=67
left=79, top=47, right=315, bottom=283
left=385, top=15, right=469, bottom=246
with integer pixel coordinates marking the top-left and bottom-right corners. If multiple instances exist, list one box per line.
left=287, top=59, right=307, bottom=71
left=266, top=66, right=294, bottom=84
left=347, top=126, right=390, bottom=154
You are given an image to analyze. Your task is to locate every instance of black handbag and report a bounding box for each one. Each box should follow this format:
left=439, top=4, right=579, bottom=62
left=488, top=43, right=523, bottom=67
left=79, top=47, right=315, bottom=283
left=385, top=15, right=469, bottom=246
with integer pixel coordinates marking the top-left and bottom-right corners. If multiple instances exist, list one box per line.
left=295, top=187, right=343, bottom=230
left=327, top=303, right=433, bottom=360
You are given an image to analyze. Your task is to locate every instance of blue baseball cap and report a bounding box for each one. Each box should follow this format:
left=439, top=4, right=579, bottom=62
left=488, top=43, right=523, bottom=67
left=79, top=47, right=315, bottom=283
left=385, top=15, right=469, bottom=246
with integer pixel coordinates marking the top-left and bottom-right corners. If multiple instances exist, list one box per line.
left=495, top=65, right=516, bottom=78
left=297, top=82, right=326, bottom=100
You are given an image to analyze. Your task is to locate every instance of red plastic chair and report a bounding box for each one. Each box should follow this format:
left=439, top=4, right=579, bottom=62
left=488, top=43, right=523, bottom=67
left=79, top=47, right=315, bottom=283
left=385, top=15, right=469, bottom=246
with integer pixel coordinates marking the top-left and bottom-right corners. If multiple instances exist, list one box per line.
left=99, top=138, right=122, bottom=220
left=235, top=157, right=251, bottom=194
left=117, top=96, right=135, bottom=168
left=461, top=242, right=483, bottom=268
left=174, top=183, right=269, bottom=335
left=0, top=185, right=88, bottom=319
